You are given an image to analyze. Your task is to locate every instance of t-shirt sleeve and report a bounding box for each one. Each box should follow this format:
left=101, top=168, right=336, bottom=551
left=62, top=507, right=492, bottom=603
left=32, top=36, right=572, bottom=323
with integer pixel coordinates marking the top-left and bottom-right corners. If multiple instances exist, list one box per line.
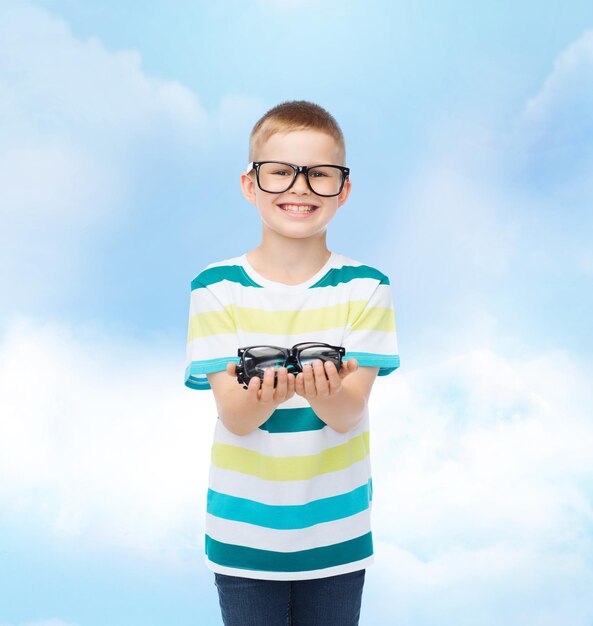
left=343, top=276, right=400, bottom=376
left=184, top=275, right=239, bottom=390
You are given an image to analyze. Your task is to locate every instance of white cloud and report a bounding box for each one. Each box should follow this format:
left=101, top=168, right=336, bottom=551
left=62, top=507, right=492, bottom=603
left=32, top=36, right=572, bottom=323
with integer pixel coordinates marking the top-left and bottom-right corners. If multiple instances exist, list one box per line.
left=365, top=539, right=593, bottom=626
left=363, top=30, right=593, bottom=620
left=523, top=28, right=593, bottom=127
left=383, top=27, right=593, bottom=351
left=0, top=3, right=207, bottom=217
left=0, top=2, right=264, bottom=318
left=365, top=340, right=593, bottom=624
left=512, top=28, right=593, bottom=198
left=0, top=312, right=215, bottom=560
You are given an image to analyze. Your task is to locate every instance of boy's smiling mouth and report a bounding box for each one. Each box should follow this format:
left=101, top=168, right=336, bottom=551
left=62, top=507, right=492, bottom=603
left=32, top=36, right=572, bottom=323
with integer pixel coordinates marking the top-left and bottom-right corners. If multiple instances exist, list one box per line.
left=277, top=202, right=319, bottom=215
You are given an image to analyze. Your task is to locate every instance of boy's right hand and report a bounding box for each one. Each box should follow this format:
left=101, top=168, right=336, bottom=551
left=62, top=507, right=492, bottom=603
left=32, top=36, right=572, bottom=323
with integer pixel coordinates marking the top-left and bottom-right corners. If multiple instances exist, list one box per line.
left=226, top=362, right=296, bottom=405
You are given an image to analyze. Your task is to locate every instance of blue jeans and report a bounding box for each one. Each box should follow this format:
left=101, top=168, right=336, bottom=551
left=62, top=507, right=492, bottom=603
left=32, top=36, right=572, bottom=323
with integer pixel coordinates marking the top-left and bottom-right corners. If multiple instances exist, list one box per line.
left=214, top=569, right=365, bottom=626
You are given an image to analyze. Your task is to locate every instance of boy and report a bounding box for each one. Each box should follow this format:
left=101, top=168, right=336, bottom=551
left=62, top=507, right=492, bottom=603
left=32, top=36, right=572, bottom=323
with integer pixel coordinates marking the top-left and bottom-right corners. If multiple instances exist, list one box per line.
left=184, top=100, right=400, bottom=625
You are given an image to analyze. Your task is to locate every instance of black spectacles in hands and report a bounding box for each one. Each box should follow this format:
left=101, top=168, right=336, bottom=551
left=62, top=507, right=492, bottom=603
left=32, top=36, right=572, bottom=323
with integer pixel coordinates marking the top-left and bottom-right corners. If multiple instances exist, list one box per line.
left=235, top=342, right=346, bottom=389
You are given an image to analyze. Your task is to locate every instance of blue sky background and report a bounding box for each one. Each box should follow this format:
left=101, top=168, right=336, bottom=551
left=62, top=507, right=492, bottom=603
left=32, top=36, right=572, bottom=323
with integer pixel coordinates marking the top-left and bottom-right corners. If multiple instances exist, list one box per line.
left=1, top=1, right=593, bottom=624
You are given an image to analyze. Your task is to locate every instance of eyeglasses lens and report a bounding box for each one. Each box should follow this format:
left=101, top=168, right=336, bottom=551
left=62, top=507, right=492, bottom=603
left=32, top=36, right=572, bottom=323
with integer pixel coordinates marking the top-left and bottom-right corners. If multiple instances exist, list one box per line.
left=299, top=346, right=342, bottom=370
left=244, top=347, right=286, bottom=376
left=258, top=162, right=343, bottom=196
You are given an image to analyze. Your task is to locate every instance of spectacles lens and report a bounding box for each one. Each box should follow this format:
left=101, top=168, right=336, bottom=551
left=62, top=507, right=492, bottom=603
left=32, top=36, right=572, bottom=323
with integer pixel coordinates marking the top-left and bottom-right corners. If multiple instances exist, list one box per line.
left=307, top=166, right=344, bottom=196
left=258, top=163, right=344, bottom=196
left=258, top=162, right=296, bottom=193
left=299, top=345, right=342, bottom=370
left=243, top=347, right=286, bottom=376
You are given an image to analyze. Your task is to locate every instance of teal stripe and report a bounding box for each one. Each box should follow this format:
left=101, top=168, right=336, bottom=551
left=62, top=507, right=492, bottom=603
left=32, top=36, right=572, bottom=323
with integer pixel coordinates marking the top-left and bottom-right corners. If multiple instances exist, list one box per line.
left=185, top=376, right=211, bottom=390
left=346, top=352, right=400, bottom=376
left=205, top=532, right=373, bottom=572
left=187, top=357, right=239, bottom=374
left=259, top=407, right=325, bottom=433
left=310, top=265, right=389, bottom=288
left=207, top=480, right=372, bottom=529
left=191, top=266, right=261, bottom=290
left=185, top=357, right=239, bottom=390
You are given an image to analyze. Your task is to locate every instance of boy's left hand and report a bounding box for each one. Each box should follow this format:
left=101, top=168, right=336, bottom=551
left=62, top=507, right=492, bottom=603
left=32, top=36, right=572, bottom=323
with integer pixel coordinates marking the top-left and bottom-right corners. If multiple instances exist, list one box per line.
left=295, top=358, right=358, bottom=400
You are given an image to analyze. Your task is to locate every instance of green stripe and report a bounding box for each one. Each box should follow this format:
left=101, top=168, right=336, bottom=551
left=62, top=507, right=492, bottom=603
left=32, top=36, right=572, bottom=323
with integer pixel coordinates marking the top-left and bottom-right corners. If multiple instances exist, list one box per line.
left=188, top=301, right=394, bottom=339
left=187, top=300, right=391, bottom=338
left=191, top=266, right=261, bottom=290
left=349, top=306, right=395, bottom=332
left=188, top=309, right=236, bottom=338
left=310, top=265, right=390, bottom=288
left=212, top=431, right=370, bottom=481
left=205, top=532, right=373, bottom=572
left=229, top=301, right=356, bottom=334
left=259, top=407, right=326, bottom=433
left=207, top=480, right=372, bottom=529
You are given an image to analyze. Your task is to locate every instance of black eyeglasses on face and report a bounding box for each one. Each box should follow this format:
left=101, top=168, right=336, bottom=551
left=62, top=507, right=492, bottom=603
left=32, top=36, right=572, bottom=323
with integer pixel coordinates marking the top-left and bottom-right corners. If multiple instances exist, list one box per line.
left=235, top=342, right=346, bottom=389
left=246, top=161, right=350, bottom=197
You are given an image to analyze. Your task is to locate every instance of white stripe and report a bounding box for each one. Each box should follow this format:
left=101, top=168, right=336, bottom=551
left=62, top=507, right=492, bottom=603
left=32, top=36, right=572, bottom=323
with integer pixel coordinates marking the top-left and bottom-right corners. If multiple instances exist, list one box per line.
left=207, top=458, right=372, bottom=506
left=344, top=328, right=399, bottom=354
left=186, top=334, right=239, bottom=362
left=206, top=508, right=371, bottom=552
left=235, top=328, right=346, bottom=347
left=189, top=288, right=227, bottom=314
left=205, top=279, right=385, bottom=312
left=275, top=394, right=310, bottom=409
left=205, top=555, right=374, bottom=581
left=187, top=327, right=397, bottom=363
left=212, top=412, right=370, bottom=457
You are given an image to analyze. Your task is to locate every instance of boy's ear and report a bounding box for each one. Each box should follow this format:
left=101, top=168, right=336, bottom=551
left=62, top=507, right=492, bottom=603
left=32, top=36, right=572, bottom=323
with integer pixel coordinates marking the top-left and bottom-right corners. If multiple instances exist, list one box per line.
left=337, top=178, right=352, bottom=208
left=240, top=172, right=257, bottom=205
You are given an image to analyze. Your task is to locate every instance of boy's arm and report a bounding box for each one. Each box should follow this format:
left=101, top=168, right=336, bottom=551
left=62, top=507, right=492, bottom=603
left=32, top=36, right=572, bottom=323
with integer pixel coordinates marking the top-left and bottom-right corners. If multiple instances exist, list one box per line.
left=298, top=360, right=379, bottom=434
left=207, top=364, right=296, bottom=436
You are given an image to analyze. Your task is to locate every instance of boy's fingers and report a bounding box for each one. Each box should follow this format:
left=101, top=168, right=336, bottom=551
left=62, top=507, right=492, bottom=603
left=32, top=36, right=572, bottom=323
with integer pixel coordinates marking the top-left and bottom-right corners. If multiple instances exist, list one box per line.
left=227, top=361, right=237, bottom=376
left=303, top=364, right=317, bottom=396
left=247, top=373, right=261, bottom=398
left=287, top=372, right=296, bottom=395
left=340, top=358, right=358, bottom=378
left=259, top=368, right=276, bottom=403
left=324, top=360, right=342, bottom=393
left=295, top=372, right=305, bottom=396
left=313, top=360, right=330, bottom=397
left=274, top=367, right=288, bottom=400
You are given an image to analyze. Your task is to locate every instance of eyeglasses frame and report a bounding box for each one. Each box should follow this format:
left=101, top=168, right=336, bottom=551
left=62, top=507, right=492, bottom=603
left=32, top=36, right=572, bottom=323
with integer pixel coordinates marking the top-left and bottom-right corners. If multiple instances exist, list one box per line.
left=235, top=342, right=346, bottom=389
left=246, top=161, right=350, bottom=197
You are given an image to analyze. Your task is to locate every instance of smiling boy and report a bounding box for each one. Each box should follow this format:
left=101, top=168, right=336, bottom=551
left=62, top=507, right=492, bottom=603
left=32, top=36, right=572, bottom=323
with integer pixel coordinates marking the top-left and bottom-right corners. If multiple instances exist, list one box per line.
left=185, top=100, right=400, bottom=625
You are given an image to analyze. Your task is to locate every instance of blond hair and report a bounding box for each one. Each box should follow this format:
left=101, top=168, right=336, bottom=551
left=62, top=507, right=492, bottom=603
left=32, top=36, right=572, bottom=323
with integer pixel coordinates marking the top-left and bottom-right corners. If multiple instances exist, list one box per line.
left=248, top=100, right=346, bottom=164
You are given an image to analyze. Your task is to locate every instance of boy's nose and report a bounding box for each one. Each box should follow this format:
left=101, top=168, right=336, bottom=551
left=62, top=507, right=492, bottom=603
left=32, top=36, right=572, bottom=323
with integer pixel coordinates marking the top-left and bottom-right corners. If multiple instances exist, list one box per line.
left=290, top=171, right=309, bottom=193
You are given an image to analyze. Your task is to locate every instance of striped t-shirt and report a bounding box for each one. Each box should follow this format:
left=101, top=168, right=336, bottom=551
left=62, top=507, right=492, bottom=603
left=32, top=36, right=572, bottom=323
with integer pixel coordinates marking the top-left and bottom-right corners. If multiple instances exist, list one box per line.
left=184, top=251, right=400, bottom=580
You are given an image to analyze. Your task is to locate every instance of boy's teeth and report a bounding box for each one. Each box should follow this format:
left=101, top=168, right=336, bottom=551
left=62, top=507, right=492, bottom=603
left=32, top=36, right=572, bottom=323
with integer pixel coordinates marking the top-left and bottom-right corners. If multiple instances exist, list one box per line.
left=282, top=204, right=315, bottom=212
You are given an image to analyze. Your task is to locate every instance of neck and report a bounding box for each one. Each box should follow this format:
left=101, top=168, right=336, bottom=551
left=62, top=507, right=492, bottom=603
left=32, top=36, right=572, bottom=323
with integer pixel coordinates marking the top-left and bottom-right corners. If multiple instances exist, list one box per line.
left=247, top=231, right=331, bottom=283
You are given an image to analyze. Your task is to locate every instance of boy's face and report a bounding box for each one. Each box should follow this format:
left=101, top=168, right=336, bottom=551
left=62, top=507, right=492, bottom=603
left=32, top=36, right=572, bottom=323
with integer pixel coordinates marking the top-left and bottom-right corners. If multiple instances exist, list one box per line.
left=240, top=129, right=351, bottom=244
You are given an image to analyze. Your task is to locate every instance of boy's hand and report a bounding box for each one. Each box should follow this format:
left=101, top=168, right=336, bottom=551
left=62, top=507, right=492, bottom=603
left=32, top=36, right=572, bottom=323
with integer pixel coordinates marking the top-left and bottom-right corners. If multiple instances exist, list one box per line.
left=226, top=362, right=296, bottom=405
left=295, top=358, right=358, bottom=400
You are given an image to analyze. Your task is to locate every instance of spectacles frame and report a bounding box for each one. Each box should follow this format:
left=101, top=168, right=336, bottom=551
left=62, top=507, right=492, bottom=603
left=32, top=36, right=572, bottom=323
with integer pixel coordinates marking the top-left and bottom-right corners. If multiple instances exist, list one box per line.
left=235, top=342, right=346, bottom=389
left=246, top=161, right=350, bottom=197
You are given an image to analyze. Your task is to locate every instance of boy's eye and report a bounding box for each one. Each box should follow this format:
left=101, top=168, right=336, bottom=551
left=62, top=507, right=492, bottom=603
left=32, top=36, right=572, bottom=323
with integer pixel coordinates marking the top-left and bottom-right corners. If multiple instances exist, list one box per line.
left=271, top=168, right=292, bottom=176
left=309, top=170, right=329, bottom=178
